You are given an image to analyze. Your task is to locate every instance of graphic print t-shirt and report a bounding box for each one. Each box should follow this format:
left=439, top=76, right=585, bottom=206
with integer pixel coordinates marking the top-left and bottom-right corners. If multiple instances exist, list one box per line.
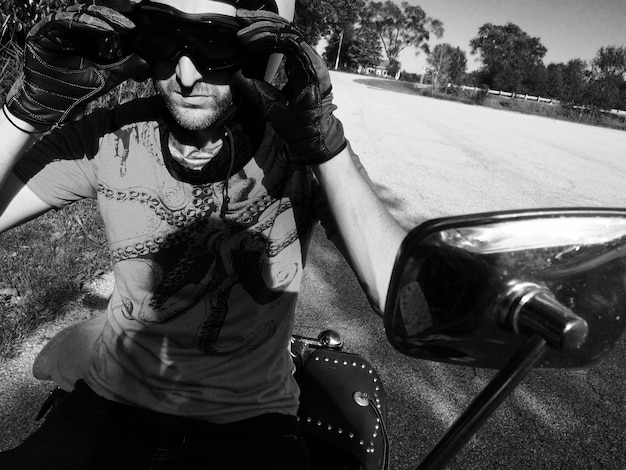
left=15, top=97, right=331, bottom=422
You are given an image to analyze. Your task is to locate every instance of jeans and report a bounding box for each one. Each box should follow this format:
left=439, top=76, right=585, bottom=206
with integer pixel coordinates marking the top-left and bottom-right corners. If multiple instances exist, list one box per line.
left=0, top=381, right=310, bottom=470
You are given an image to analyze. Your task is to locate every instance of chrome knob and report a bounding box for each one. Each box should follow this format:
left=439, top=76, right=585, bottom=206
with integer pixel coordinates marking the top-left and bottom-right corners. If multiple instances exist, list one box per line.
left=317, top=329, right=343, bottom=350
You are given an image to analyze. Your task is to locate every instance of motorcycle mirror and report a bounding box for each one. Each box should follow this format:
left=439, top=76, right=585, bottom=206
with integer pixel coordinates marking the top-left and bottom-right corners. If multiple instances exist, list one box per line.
left=384, top=208, right=626, bottom=369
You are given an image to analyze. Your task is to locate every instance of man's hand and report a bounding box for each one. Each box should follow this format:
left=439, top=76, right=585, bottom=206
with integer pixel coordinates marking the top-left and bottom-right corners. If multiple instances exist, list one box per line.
left=235, top=9, right=347, bottom=166
left=5, top=4, right=147, bottom=131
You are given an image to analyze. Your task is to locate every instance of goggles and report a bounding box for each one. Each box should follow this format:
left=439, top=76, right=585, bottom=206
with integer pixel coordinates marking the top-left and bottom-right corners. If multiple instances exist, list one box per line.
left=132, top=3, right=245, bottom=74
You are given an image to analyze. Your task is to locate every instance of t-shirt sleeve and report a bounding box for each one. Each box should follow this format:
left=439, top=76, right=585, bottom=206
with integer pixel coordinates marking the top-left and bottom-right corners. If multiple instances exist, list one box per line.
left=13, top=115, right=103, bottom=209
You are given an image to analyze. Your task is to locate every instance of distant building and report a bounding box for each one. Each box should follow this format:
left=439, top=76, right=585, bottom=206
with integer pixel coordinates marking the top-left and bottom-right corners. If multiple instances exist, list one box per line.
left=357, top=60, right=400, bottom=79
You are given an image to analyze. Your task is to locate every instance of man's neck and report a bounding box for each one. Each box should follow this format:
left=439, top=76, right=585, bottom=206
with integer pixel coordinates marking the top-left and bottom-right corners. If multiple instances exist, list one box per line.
left=169, top=125, right=227, bottom=151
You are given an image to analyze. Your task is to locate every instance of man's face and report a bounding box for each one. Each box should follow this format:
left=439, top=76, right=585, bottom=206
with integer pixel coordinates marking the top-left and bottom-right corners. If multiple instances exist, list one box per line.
left=153, top=65, right=233, bottom=131
left=144, top=0, right=240, bottom=130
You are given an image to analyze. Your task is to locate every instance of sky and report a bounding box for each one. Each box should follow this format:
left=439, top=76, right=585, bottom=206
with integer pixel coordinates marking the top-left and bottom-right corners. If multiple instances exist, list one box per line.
left=397, top=0, right=626, bottom=74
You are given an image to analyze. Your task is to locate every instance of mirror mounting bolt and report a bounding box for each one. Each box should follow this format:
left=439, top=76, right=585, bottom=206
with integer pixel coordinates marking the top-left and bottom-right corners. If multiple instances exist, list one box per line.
left=499, top=281, right=589, bottom=351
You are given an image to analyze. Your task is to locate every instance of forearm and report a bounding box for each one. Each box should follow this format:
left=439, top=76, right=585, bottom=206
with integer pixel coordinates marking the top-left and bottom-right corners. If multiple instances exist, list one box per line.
left=313, top=147, right=408, bottom=315
left=0, top=107, right=52, bottom=233
left=0, top=107, right=40, bottom=188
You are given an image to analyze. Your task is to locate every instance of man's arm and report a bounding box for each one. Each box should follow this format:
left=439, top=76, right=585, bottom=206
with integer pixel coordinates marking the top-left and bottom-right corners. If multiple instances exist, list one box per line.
left=0, top=5, right=146, bottom=233
left=236, top=11, right=410, bottom=314
left=0, top=110, right=53, bottom=233
left=0, top=109, right=39, bottom=187
left=313, top=147, right=407, bottom=315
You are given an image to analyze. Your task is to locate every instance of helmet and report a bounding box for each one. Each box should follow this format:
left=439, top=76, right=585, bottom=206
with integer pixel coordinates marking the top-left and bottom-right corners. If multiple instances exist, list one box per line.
left=96, top=0, right=294, bottom=80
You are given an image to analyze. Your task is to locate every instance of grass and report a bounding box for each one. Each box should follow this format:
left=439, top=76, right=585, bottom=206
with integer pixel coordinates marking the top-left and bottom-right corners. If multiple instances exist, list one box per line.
left=0, top=41, right=153, bottom=358
left=0, top=199, right=110, bottom=357
left=0, top=89, right=152, bottom=358
left=0, top=77, right=153, bottom=359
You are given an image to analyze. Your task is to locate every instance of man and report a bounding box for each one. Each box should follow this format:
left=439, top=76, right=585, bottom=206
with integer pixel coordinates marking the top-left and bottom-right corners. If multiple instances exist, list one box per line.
left=0, top=0, right=406, bottom=468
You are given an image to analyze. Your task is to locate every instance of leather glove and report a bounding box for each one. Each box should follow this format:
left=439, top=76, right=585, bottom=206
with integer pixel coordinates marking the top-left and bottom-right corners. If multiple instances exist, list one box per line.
left=235, top=9, right=347, bottom=166
left=5, top=4, right=147, bottom=131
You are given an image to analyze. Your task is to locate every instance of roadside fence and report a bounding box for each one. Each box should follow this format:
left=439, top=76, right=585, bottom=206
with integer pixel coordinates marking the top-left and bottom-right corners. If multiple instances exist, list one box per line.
left=446, top=83, right=626, bottom=117
left=447, top=83, right=557, bottom=104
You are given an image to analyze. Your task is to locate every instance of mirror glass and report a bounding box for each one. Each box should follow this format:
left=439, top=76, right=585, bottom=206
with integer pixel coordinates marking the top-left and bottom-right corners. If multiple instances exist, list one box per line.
left=384, top=208, right=626, bottom=368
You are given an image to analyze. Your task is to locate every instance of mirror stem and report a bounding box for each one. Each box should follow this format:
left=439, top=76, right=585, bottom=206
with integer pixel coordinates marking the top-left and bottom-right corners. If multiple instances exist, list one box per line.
left=415, top=335, right=548, bottom=470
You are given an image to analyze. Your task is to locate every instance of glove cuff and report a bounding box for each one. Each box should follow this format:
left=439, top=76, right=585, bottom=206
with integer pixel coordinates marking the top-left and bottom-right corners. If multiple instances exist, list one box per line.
left=2, top=104, right=47, bottom=134
left=289, top=114, right=347, bottom=166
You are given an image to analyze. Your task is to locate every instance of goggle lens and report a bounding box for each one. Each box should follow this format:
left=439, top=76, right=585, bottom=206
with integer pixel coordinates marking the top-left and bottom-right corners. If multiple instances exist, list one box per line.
left=132, top=6, right=244, bottom=73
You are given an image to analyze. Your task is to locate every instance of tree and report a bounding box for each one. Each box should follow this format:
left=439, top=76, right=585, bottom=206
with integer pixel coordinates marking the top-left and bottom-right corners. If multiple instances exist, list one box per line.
left=469, top=22, right=547, bottom=93
left=544, top=59, right=591, bottom=104
left=619, top=82, right=626, bottom=111
left=427, top=43, right=467, bottom=88
left=360, top=1, right=443, bottom=74
left=526, top=63, right=548, bottom=97
left=561, top=59, right=588, bottom=105
left=323, top=23, right=382, bottom=70
left=545, top=63, right=565, bottom=99
left=584, top=75, right=622, bottom=117
left=347, top=26, right=383, bottom=69
left=582, top=46, right=626, bottom=114
left=591, top=46, right=626, bottom=78
left=294, top=0, right=365, bottom=46
left=576, top=46, right=626, bottom=114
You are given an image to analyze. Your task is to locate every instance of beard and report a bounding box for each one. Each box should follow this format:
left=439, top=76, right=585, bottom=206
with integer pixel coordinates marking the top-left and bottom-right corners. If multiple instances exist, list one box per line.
left=154, top=79, right=234, bottom=131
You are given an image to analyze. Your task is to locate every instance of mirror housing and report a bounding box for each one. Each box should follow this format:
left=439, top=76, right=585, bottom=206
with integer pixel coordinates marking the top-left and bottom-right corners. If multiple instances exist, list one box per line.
left=384, top=208, right=626, bottom=368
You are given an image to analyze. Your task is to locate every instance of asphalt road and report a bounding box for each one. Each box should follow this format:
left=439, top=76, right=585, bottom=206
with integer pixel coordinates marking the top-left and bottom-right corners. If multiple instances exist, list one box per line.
left=1, top=71, right=626, bottom=469
left=295, top=72, right=626, bottom=469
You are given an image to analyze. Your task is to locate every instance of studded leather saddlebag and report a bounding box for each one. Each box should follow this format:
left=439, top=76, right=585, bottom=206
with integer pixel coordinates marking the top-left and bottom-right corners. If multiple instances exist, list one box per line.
left=292, top=336, right=389, bottom=470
